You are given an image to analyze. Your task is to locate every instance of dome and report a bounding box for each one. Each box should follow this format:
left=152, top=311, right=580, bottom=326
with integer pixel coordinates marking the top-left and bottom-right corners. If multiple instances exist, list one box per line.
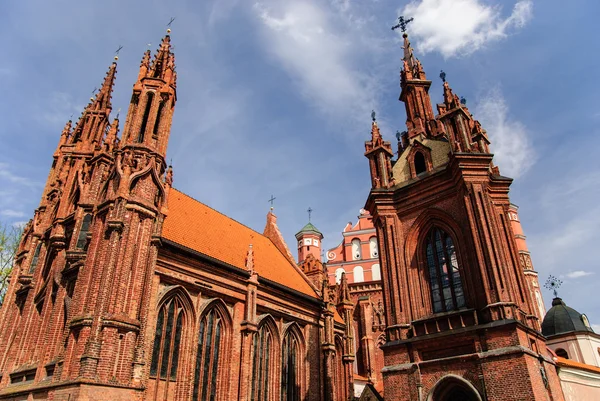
left=541, top=297, right=594, bottom=337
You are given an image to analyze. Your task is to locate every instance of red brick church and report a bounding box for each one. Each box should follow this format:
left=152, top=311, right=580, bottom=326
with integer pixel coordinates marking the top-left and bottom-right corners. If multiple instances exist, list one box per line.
left=0, top=27, right=566, bottom=401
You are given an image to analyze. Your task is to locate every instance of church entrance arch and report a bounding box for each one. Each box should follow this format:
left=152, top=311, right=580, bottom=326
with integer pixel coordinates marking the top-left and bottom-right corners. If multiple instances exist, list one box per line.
left=427, top=375, right=482, bottom=401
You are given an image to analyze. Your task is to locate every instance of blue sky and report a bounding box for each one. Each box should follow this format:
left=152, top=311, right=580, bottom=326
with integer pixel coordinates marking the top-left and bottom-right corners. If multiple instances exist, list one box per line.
left=1, top=0, right=598, bottom=328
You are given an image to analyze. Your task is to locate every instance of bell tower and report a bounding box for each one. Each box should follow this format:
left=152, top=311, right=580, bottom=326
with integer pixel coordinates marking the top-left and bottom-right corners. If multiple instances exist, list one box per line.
left=295, top=220, right=323, bottom=264
left=364, top=21, right=563, bottom=401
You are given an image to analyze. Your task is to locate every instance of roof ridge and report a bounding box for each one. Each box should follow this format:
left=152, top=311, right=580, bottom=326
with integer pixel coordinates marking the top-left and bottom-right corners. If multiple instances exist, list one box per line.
left=171, top=187, right=271, bottom=240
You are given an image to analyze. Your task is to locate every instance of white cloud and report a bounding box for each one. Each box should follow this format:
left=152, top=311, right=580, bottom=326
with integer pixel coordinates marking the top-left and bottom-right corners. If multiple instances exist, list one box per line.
left=474, top=87, right=535, bottom=178
left=0, top=163, right=39, bottom=189
left=402, top=0, right=533, bottom=57
left=564, top=270, right=595, bottom=279
left=253, top=1, right=379, bottom=128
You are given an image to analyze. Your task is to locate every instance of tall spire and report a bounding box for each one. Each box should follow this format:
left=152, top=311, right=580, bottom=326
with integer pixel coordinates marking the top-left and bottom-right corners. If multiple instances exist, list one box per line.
left=91, top=60, right=117, bottom=112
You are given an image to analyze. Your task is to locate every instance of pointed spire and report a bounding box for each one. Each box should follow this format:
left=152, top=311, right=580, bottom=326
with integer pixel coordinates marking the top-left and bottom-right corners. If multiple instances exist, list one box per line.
left=91, top=61, right=117, bottom=112
left=337, top=272, right=352, bottom=305
left=147, top=34, right=176, bottom=86
left=245, top=244, right=254, bottom=274
left=102, top=117, right=119, bottom=153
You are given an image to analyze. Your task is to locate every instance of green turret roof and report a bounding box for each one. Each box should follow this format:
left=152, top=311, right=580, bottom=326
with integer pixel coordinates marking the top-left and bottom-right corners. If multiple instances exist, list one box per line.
left=295, top=222, right=322, bottom=237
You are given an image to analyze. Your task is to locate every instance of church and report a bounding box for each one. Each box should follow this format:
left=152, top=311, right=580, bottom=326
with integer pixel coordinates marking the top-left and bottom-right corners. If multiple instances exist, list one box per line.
left=0, top=23, right=582, bottom=401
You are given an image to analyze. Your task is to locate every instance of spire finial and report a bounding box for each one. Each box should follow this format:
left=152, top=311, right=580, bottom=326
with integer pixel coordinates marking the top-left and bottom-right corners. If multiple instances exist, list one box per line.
left=371, top=110, right=376, bottom=122
left=544, top=275, right=563, bottom=298
left=307, top=207, right=313, bottom=222
left=114, top=45, right=123, bottom=61
left=391, top=16, right=413, bottom=33
left=167, top=17, right=175, bottom=34
left=439, top=70, right=446, bottom=83
left=268, top=195, right=276, bottom=211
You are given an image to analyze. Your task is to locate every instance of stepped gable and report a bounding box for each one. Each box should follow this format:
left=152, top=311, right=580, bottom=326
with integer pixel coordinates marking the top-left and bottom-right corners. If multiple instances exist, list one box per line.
left=162, top=188, right=317, bottom=297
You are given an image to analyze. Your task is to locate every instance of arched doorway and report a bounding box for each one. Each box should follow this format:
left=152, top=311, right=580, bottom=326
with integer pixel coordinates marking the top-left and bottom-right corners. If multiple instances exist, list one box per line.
left=428, top=375, right=482, bottom=401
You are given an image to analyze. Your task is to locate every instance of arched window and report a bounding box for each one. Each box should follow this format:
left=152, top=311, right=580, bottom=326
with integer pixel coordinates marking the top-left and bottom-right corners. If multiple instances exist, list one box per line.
left=29, top=243, right=42, bottom=274
left=371, top=264, right=381, bottom=281
left=351, top=239, right=362, bottom=260
left=335, top=268, right=345, bottom=284
left=555, top=348, right=569, bottom=359
left=193, top=307, right=226, bottom=401
left=414, top=151, right=426, bottom=175
left=281, top=329, right=301, bottom=401
left=353, top=266, right=364, bottom=283
left=150, top=296, right=185, bottom=396
left=425, top=228, right=466, bottom=313
left=76, top=214, right=92, bottom=250
left=138, top=92, right=154, bottom=143
left=369, top=237, right=378, bottom=258
left=251, top=320, right=277, bottom=401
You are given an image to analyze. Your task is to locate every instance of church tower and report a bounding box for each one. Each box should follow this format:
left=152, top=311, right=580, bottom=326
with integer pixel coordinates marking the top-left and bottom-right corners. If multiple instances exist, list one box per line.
left=295, top=221, right=323, bottom=264
left=364, top=27, right=563, bottom=401
left=0, top=32, right=176, bottom=400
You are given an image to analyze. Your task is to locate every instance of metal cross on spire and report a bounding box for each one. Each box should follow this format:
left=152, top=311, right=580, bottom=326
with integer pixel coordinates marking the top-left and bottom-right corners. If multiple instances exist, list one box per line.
left=115, top=45, right=123, bottom=56
left=391, top=16, right=413, bottom=32
left=439, top=70, right=446, bottom=83
left=268, top=195, right=276, bottom=210
left=167, top=17, right=176, bottom=27
left=371, top=110, right=376, bottom=122
left=544, top=275, right=563, bottom=298
left=307, top=207, right=313, bottom=222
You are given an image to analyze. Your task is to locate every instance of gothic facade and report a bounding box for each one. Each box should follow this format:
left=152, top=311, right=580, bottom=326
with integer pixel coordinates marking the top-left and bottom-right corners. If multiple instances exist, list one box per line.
left=0, top=34, right=354, bottom=401
left=363, top=31, right=564, bottom=400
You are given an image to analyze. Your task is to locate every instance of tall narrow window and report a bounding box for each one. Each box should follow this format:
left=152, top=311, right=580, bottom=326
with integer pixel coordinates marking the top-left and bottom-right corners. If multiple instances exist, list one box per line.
left=334, top=339, right=346, bottom=401
left=251, top=323, right=274, bottom=401
left=29, top=243, right=42, bottom=274
left=150, top=297, right=184, bottom=394
left=138, top=92, right=154, bottom=143
left=193, top=308, right=225, bottom=401
left=335, top=268, right=345, bottom=284
left=281, top=330, right=300, bottom=401
left=369, top=237, right=378, bottom=258
left=351, top=239, right=362, bottom=260
left=353, top=266, right=364, bottom=283
left=425, top=228, right=466, bottom=313
left=371, top=264, right=381, bottom=281
left=76, top=214, right=92, bottom=250
left=153, top=101, right=165, bottom=138
left=414, top=151, right=426, bottom=175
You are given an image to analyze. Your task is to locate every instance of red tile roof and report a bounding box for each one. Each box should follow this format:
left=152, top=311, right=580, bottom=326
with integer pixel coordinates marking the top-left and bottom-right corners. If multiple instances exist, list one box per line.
left=162, top=189, right=317, bottom=297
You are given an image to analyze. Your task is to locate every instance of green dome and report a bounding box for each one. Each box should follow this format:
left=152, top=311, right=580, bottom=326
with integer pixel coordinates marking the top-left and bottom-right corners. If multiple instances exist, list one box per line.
left=541, top=297, right=594, bottom=337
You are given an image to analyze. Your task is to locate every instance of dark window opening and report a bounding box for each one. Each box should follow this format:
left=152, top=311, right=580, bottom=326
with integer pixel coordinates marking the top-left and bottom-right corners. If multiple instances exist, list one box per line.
left=138, top=92, right=154, bottom=143
left=555, top=348, right=569, bottom=359
left=251, top=324, right=272, bottom=401
left=414, top=151, right=427, bottom=175
left=150, top=297, right=184, bottom=382
left=193, top=308, right=224, bottom=401
left=76, top=214, right=92, bottom=250
left=29, top=243, right=42, bottom=274
left=153, top=101, right=164, bottom=138
left=281, top=331, right=300, bottom=401
left=425, top=227, right=466, bottom=313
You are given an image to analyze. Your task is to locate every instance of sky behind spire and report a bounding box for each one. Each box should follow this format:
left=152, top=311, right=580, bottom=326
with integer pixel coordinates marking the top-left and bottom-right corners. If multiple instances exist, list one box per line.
left=0, top=0, right=598, bottom=329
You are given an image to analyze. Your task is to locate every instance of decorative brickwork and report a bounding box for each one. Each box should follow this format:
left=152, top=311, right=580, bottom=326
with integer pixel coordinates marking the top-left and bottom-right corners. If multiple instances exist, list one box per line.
left=0, top=33, right=351, bottom=401
left=364, top=32, right=563, bottom=401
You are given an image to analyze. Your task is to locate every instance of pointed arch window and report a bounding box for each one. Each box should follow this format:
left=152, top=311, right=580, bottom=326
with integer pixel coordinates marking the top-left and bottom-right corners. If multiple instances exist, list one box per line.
left=76, top=214, right=92, bottom=250
left=29, top=243, right=42, bottom=274
left=193, top=307, right=225, bottom=401
left=414, top=151, right=426, bottom=175
left=425, top=228, right=466, bottom=313
left=150, top=297, right=184, bottom=383
left=251, top=322, right=275, bottom=401
left=281, top=330, right=300, bottom=401
left=138, top=92, right=154, bottom=143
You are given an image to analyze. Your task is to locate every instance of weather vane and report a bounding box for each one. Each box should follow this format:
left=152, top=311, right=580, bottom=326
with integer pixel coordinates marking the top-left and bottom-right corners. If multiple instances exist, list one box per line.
left=391, top=16, right=413, bottom=33
left=307, top=207, right=313, bottom=222
left=268, top=195, right=276, bottom=210
left=544, top=275, right=563, bottom=298
left=371, top=110, right=376, bottom=122
left=167, top=17, right=175, bottom=33
left=439, top=70, right=446, bottom=83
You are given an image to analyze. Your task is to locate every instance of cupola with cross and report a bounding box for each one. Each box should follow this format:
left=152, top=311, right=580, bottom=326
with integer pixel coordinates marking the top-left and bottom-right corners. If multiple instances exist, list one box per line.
left=295, top=208, right=323, bottom=264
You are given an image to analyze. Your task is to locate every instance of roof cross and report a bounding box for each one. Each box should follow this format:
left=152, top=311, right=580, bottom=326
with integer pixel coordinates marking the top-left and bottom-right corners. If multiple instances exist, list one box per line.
left=307, top=207, right=313, bottom=222
left=268, top=195, right=276, bottom=210
left=544, top=275, right=563, bottom=298
left=115, top=45, right=123, bottom=56
left=391, top=16, right=413, bottom=33
left=167, top=17, right=176, bottom=27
